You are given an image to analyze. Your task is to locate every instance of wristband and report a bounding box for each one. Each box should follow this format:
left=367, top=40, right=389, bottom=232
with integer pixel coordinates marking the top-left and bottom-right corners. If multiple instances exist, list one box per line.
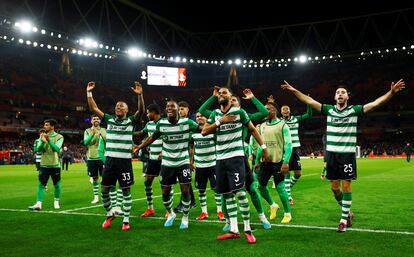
left=260, top=144, right=267, bottom=150
left=87, top=92, right=92, bottom=97
left=215, top=120, right=221, bottom=127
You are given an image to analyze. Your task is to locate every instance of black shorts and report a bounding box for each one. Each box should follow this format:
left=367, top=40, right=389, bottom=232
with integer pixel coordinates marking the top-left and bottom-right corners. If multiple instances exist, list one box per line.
left=87, top=160, right=104, bottom=177
left=258, top=162, right=284, bottom=186
left=289, top=148, right=302, bottom=171
left=195, top=166, right=216, bottom=190
left=101, top=157, right=134, bottom=188
left=160, top=165, right=192, bottom=186
left=145, top=159, right=161, bottom=177
left=215, top=156, right=245, bottom=194
left=39, top=167, right=61, bottom=186
left=243, top=156, right=254, bottom=191
left=35, top=162, right=41, bottom=172
left=325, top=152, right=357, bottom=180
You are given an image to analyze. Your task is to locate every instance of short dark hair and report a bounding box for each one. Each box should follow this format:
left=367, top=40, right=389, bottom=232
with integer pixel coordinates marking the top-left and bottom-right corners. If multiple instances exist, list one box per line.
left=232, top=95, right=241, bottom=104
left=266, top=101, right=279, bottom=110
left=44, top=119, right=57, bottom=126
left=91, top=114, right=100, bottom=118
left=336, top=85, right=350, bottom=95
left=220, top=86, right=233, bottom=94
left=178, top=101, right=189, bottom=108
left=147, top=104, right=161, bottom=114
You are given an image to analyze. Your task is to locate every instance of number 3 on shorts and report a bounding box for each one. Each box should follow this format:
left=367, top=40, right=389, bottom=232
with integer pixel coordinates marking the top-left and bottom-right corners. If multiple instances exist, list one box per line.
left=234, top=172, right=239, bottom=182
left=122, top=172, right=131, bottom=181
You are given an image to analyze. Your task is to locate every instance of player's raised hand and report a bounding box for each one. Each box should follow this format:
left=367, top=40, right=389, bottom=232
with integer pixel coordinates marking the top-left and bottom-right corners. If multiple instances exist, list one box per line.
left=281, top=80, right=296, bottom=92
left=390, top=79, right=405, bottom=94
left=267, top=95, right=275, bottom=103
left=242, top=88, right=254, bottom=100
left=219, top=114, right=237, bottom=124
left=131, top=81, right=143, bottom=95
left=213, top=86, right=220, bottom=97
left=86, top=81, right=95, bottom=92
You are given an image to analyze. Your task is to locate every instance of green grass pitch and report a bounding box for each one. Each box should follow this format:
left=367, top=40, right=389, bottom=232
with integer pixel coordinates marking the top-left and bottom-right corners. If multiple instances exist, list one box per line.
left=0, top=158, right=413, bottom=257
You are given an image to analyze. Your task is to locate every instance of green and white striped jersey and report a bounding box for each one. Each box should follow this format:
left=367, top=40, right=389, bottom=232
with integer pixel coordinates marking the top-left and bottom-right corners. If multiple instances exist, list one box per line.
left=284, top=105, right=312, bottom=148
left=103, top=114, right=137, bottom=159
left=34, top=138, right=42, bottom=163
left=143, top=121, right=163, bottom=161
left=208, top=106, right=250, bottom=160
left=191, top=133, right=216, bottom=168
left=321, top=104, right=363, bottom=153
left=154, top=117, right=199, bottom=167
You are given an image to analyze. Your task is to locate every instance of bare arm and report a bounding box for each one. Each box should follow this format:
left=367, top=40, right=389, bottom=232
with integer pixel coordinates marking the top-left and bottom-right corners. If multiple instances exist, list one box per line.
left=134, top=134, right=158, bottom=153
left=363, top=79, right=405, bottom=113
left=86, top=82, right=104, bottom=119
left=247, top=121, right=270, bottom=161
left=201, top=114, right=237, bottom=136
left=281, top=80, right=322, bottom=112
left=131, top=81, right=145, bottom=121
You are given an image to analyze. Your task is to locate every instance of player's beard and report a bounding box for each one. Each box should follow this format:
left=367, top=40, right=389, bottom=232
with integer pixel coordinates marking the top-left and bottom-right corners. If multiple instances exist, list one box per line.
left=219, top=98, right=229, bottom=106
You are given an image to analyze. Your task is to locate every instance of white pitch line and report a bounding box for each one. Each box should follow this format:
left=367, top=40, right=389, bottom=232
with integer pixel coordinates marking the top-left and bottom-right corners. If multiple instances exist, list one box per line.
left=0, top=208, right=413, bottom=235
left=58, top=195, right=164, bottom=213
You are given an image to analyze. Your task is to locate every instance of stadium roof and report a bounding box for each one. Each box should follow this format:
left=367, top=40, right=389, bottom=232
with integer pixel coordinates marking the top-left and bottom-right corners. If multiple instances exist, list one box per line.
left=1, top=1, right=413, bottom=58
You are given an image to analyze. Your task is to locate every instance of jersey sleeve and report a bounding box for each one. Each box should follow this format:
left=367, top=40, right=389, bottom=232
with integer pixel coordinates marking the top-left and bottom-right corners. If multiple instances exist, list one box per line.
left=207, top=111, right=216, bottom=124
left=352, top=105, right=364, bottom=116
left=239, top=108, right=251, bottom=125
left=103, top=113, right=111, bottom=123
left=321, top=104, right=332, bottom=116
left=189, top=119, right=200, bottom=132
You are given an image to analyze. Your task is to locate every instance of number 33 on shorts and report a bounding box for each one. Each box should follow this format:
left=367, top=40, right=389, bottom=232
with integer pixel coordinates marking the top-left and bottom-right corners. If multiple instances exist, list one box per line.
left=122, top=172, right=131, bottom=181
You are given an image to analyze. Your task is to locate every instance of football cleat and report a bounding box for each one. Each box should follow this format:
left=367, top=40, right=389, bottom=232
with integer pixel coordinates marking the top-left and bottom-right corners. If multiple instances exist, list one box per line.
left=217, top=211, right=225, bottom=221
left=281, top=213, right=292, bottom=224
left=164, top=213, right=176, bottom=227
left=197, top=212, right=209, bottom=220
left=337, top=222, right=347, bottom=233
left=122, top=222, right=130, bottom=231
left=217, top=232, right=240, bottom=240
left=270, top=204, right=279, bottom=220
left=140, top=208, right=155, bottom=218
left=102, top=216, right=115, bottom=229
left=244, top=231, right=256, bottom=244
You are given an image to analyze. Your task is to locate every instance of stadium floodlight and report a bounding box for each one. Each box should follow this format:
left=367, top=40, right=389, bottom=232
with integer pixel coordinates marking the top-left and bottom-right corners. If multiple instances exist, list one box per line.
left=206, top=60, right=209, bottom=64
left=41, top=29, right=46, bottom=34
left=25, top=40, right=31, bottom=45
left=197, top=60, right=200, bottom=63
left=94, top=53, right=98, bottom=57
left=220, top=60, right=224, bottom=64
left=58, top=34, right=61, bottom=38
left=127, top=47, right=143, bottom=58
left=47, top=44, right=51, bottom=49
left=77, top=50, right=82, bottom=55
left=79, top=38, right=98, bottom=48
left=32, top=27, right=38, bottom=33
left=287, top=58, right=291, bottom=62
left=235, top=59, right=241, bottom=65
left=249, top=60, right=253, bottom=63
left=314, top=56, right=319, bottom=60
left=294, top=57, right=298, bottom=62
left=33, top=42, right=38, bottom=47
left=402, top=46, right=406, bottom=50
left=71, top=49, right=77, bottom=54
left=278, top=63, right=281, bottom=67
left=15, top=20, right=33, bottom=33
left=202, top=60, right=206, bottom=64
left=243, top=60, right=247, bottom=64
left=182, top=58, right=187, bottom=63
left=227, top=60, right=233, bottom=65
left=298, top=55, right=307, bottom=63
left=190, top=59, right=194, bottom=63
left=18, top=38, right=23, bottom=44
left=411, top=45, right=414, bottom=49
left=50, top=32, right=54, bottom=36
left=40, top=44, right=44, bottom=47
left=266, top=64, right=269, bottom=67
left=175, top=56, right=181, bottom=62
